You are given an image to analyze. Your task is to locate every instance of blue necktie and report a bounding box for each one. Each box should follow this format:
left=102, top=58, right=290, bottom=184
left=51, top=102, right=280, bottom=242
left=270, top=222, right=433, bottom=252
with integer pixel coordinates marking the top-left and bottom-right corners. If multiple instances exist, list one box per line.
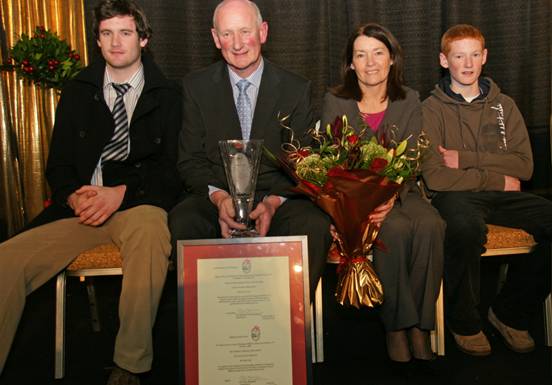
left=236, top=79, right=252, bottom=140
left=102, top=83, right=131, bottom=166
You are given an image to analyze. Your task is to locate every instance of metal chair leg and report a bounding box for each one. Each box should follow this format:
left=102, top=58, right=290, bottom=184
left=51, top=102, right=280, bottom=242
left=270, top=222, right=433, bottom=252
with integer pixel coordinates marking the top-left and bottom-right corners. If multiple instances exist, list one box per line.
left=430, top=279, right=445, bottom=356
left=85, top=278, right=101, bottom=332
left=55, top=271, right=67, bottom=379
left=497, top=263, right=509, bottom=293
left=314, top=278, right=324, bottom=363
left=546, top=244, right=552, bottom=347
left=310, top=303, right=316, bottom=363
left=545, top=294, right=552, bottom=347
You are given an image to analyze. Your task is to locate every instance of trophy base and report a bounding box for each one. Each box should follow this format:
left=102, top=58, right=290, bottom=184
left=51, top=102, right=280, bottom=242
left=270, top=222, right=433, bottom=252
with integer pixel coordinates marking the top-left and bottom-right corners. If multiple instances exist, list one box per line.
left=229, top=228, right=259, bottom=238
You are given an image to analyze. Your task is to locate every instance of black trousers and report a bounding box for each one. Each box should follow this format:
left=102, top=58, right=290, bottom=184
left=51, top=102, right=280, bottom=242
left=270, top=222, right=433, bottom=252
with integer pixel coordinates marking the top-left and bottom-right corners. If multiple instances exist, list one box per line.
left=431, top=191, right=552, bottom=335
left=168, top=194, right=332, bottom=297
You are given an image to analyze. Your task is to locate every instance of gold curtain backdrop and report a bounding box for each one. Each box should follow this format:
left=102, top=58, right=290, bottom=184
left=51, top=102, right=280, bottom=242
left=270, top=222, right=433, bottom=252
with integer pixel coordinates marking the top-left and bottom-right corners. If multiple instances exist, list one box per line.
left=0, top=0, right=88, bottom=236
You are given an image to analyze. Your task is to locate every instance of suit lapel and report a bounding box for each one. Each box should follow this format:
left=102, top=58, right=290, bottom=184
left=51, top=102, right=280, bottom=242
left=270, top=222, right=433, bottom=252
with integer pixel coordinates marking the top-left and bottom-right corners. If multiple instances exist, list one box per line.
left=212, top=63, right=243, bottom=140
left=251, top=61, right=279, bottom=140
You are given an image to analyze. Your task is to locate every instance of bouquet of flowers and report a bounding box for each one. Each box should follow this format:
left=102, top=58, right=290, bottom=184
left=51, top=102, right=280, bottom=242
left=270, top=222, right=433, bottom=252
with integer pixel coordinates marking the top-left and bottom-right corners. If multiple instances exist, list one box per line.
left=0, top=26, right=82, bottom=90
left=268, top=115, right=427, bottom=309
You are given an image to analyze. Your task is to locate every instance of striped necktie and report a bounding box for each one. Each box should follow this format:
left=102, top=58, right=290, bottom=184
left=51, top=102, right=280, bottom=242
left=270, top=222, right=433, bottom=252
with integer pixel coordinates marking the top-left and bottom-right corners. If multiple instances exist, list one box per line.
left=236, top=79, right=252, bottom=140
left=102, top=83, right=131, bottom=166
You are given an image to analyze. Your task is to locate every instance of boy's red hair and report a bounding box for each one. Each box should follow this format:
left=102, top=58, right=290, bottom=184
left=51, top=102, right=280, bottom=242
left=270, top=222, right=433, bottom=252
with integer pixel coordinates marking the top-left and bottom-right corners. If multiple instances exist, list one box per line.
left=441, top=24, right=485, bottom=55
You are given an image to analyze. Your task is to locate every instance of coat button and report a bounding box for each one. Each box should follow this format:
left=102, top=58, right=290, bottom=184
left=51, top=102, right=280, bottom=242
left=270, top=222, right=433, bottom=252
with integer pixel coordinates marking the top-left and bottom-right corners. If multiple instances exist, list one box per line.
left=79, top=130, right=86, bottom=138
left=134, top=162, right=142, bottom=168
left=153, top=137, right=161, bottom=144
left=137, top=189, right=145, bottom=196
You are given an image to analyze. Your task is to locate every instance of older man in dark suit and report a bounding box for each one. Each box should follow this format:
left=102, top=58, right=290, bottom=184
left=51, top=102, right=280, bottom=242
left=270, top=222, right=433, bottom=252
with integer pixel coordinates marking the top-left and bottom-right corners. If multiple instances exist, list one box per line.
left=169, top=0, right=332, bottom=295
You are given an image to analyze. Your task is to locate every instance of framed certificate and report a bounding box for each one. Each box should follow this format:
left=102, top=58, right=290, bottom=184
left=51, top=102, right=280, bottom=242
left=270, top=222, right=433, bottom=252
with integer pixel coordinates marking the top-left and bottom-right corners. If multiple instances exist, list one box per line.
left=177, top=236, right=312, bottom=385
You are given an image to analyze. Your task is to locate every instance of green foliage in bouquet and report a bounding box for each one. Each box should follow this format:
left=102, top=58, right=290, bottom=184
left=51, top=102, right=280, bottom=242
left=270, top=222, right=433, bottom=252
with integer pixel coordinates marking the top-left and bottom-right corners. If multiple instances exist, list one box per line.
left=293, top=115, right=424, bottom=187
left=1, top=26, right=82, bottom=90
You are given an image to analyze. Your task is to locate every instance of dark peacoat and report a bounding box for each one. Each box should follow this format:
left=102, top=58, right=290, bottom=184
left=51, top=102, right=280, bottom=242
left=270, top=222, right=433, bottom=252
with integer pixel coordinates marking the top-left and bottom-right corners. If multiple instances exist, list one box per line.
left=30, top=54, right=182, bottom=227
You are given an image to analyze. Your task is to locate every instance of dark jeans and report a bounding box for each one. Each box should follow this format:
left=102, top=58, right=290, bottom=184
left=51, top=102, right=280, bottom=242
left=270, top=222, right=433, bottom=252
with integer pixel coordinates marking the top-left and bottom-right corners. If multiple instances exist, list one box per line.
left=168, top=194, right=332, bottom=298
left=432, top=191, right=552, bottom=335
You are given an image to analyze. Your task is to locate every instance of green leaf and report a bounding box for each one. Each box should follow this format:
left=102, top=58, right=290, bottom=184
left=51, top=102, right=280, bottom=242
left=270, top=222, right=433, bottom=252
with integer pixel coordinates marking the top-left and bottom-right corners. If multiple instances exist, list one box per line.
left=395, top=139, right=408, bottom=156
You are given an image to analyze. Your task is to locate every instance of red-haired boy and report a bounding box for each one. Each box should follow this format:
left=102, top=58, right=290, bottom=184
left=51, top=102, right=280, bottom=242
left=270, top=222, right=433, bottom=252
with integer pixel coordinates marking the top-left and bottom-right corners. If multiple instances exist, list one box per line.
left=422, top=24, right=552, bottom=356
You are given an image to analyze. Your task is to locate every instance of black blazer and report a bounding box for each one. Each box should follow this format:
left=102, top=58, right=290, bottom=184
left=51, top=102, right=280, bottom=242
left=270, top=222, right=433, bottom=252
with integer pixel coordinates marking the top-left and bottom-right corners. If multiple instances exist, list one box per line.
left=32, top=54, right=182, bottom=226
left=178, top=59, right=314, bottom=198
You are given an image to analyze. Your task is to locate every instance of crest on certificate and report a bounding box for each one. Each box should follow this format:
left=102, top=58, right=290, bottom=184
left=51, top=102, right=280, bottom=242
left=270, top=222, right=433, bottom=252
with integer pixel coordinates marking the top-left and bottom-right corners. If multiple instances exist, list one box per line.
left=250, top=325, right=261, bottom=342
left=242, top=258, right=252, bottom=274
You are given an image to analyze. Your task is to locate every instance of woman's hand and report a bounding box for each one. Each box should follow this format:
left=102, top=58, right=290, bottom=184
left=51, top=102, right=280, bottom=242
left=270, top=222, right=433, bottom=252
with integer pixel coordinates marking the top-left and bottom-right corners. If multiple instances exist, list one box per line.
left=369, top=194, right=397, bottom=224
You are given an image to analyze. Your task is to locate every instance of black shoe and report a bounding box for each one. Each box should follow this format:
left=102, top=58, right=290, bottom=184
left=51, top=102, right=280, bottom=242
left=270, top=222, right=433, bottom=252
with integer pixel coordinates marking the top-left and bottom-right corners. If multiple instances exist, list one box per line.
left=388, top=358, right=414, bottom=379
left=412, top=357, right=439, bottom=377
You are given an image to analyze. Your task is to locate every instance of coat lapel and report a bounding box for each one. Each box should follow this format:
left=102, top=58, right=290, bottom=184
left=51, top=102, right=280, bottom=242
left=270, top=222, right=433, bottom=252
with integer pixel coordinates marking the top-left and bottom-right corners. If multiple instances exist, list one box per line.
left=250, top=61, right=279, bottom=140
left=212, top=63, right=243, bottom=140
left=131, top=94, right=159, bottom=124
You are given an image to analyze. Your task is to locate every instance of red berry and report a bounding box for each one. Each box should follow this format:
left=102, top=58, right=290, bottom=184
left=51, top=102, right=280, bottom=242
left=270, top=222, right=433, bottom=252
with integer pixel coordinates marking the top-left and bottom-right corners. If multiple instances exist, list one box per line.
left=73, top=54, right=80, bottom=61
left=22, top=59, right=29, bottom=65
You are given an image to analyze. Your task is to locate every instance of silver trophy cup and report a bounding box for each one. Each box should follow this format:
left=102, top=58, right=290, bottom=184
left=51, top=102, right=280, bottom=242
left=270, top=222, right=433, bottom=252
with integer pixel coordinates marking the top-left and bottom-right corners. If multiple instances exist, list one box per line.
left=219, top=139, right=264, bottom=237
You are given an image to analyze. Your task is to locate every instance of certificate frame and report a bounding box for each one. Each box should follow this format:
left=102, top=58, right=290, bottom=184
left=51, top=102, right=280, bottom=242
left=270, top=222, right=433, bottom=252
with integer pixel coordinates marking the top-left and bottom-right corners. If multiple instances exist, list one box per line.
left=177, top=236, right=313, bottom=385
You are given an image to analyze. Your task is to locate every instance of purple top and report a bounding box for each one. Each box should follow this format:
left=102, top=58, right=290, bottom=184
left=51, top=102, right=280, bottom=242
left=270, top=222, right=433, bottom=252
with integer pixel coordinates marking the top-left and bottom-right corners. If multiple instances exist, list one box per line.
left=360, top=110, right=386, bottom=132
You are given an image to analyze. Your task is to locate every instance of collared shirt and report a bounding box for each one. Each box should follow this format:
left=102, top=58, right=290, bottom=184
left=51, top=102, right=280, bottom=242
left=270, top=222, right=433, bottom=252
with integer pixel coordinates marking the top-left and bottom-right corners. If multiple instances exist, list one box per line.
left=91, top=64, right=145, bottom=186
left=103, top=64, right=145, bottom=122
left=228, top=57, right=264, bottom=126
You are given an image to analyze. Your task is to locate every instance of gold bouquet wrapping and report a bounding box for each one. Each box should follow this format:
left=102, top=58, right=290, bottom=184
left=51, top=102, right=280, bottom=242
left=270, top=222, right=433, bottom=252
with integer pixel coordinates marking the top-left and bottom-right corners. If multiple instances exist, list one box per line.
left=294, top=168, right=403, bottom=309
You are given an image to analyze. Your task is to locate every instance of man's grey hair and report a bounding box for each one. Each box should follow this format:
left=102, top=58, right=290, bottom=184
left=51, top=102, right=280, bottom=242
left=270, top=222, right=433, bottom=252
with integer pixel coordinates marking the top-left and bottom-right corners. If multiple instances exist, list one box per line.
left=212, top=0, right=263, bottom=29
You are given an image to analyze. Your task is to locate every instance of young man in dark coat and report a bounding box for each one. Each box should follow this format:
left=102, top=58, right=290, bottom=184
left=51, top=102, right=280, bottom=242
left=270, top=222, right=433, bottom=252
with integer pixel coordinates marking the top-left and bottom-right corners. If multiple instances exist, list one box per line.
left=0, top=1, right=181, bottom=384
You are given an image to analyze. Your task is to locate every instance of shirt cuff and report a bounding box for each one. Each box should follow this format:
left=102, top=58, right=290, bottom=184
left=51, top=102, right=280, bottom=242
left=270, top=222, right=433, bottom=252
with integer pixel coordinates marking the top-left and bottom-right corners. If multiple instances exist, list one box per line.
left=208, top=185, right=226, bottom=197
left=264, top=195, right=287, bottom=205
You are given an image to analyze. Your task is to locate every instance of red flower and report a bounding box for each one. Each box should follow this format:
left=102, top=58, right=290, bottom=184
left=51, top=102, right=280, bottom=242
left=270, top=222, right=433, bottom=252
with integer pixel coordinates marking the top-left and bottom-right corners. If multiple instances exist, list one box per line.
left=368, top=158, right=388, bottom=173
left=330, top=116, right=343, bottom=139
left=347, top=134, right=359, bottom=145
left=297, top=148, right=311, bottom=158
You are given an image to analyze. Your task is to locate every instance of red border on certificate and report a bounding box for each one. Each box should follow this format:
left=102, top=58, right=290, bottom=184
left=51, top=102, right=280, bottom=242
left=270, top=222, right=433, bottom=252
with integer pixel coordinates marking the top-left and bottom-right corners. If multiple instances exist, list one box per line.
left=180, top=238, right=310, bottom=385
